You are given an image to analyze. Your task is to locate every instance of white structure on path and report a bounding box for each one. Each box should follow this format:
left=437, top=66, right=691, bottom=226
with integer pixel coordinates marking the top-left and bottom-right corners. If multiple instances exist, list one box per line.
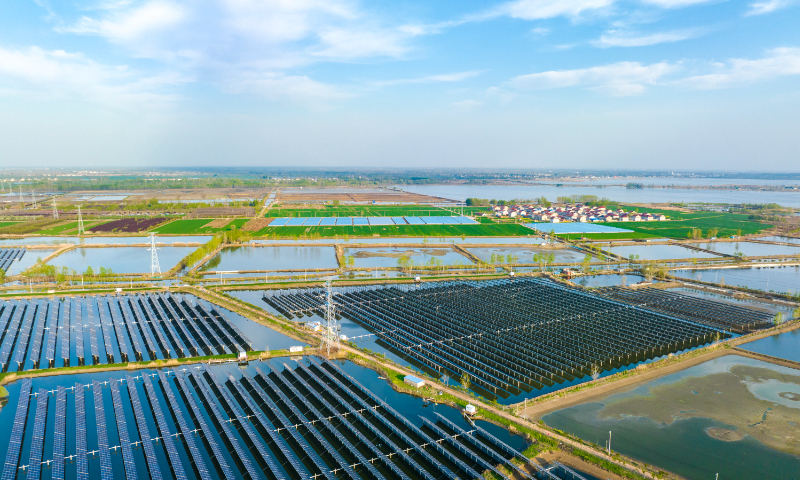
left=149, top=233, right=161, bottom=275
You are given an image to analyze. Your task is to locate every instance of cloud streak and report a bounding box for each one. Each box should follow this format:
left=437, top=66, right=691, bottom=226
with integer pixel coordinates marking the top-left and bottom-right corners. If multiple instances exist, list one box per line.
left=594, top=29, right=702, bottom=47
left=508, top=61, right=678, bottom=95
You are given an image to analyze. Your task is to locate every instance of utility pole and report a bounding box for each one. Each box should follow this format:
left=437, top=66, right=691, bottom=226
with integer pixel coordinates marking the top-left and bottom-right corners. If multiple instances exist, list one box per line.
left=19, top=186, right=23, bottom=205
left=608, top=431, right=611, bottom=455
left=321, top=280, right=340, bottom=357
left=32, top=189, right=36, bottom=209
left=52, top=197, right=58, bottom=219
left=149, top=233, right=161, bottom=276
left=77, top=206, right=85, bottom=235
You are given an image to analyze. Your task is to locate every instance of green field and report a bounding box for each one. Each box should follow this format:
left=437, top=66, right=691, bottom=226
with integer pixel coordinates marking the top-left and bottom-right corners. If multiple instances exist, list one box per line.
left=610, top=207, right=771, bottom=238
left=155, top=219, right=249, bottom=234
left=556, top=232, right=661, bottom=240
left=253, top=223, right=533, bottom=238
left=0, top=222, right=19, bottom=228
left=266, top=204, right=463, bottom=218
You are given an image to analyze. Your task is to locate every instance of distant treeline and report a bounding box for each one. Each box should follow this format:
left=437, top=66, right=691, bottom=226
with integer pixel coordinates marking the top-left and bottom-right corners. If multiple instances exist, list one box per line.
left=466, top=195, right=614, bottom=207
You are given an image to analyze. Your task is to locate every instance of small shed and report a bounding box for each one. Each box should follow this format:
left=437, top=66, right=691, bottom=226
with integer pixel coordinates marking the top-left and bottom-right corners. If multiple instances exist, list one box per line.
left=289, top=346, right=303, bottom=353
left=465, top=404, right=477, bottom=415
left=403, top=375, right=425, bottom=388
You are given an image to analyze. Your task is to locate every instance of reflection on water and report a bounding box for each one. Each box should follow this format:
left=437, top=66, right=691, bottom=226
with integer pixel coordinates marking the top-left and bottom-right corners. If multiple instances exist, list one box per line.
left=344, top=247, right=472, bottom=268
left=603, top=244, right=719, bottom=260
left=698, top=241, right=800, bottom=257
left=467, top=246, right=598, bottom=264
left=45, top=246, right=197, bottom=273
left=741, top=329, right=800, bottom=363
left=670, top=266, right=800, bottom=294
left=201, top=246, right=339, bottom=271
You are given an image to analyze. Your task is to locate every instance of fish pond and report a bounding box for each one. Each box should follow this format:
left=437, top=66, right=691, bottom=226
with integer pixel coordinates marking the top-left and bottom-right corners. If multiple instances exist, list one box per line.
left=201, top=246, right=339, bottom=272
left=343, top=247, right=473, bottom=268
left=602, top=244, right=719, bottom=260
left=695, top=241, right=800, bottom=257
left=45, top=246, right=197, bottom=273
left=467, top=246, right=598, bottom=264
left=671, top=265, right=800, bottom=294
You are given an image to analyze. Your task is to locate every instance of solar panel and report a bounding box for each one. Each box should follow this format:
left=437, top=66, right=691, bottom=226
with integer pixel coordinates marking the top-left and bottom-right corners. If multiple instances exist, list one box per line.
left=173, top=373, right=235, bottom=480
left=44, top=300, right=59, bottom=367
left=105, top=297, right=130, bottom=362
left=207, top=307, right=252, bottom=352
left=52, top=385, right=67, bottom=480
left=0, top=303, right=23, bottom=371
left=75, top=382, right=88, bottom=480
left=147, top=295, right=188, bottom=357
left=368, top=217, right=394, bottom=225
left=269, top=218, right=289, bottom=226
left=319, top=217, right=337, bottom=226
left=125, top=375, right=163, bottom=480
left=135, top=295, right=172, bottom=358
left=335, top=217, right=352, bottom=226
left=141, top=373, right=188, bottom=480
left=159, top=293, right=206, bottom=355
left=116, top=298, right=144, bottom=361
left=14, top=301, right=41, bottom=369
left=96, top=298, right=117, bottom=363
left=191, top=303, right=237, bottom=353
left=352, top=217, right=369, bottom=226
left=190, top=373, right=260, bottom=480
left=74, top=299, right=85, bottom=362
left=109, top=378, right=138, bottom=480
left=204, top=371, right=285, bottom=480
left=123, top=297, right=157, bottom=360
left=404, top=216, right=425, bottom=225
left=93, top=380, right=114, bottom=480
left=28, top=301, right=49, bottom=369
left=179, top=299, right=227, bottom=355
left=286, top=217, right=306, bottom=226
left=0, top=302, right=14, bottom=346
left=86, top=299, right=100, bottom=363
left=157, top=371, right=212, bottom=480
left=1, top=378, right=32, bottom=480
left=60, top=299, right=71, bottom=364
left=26, top=389, right=50, bottom=480
left=304, top=217, right=322, bottom=226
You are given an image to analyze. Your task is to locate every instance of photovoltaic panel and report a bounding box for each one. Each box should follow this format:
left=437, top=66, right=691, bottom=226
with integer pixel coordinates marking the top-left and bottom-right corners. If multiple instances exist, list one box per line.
left=44, top=299, right=59, bottom=366
left=15, top=301, right=40, bottom=369
left=161, top=293, right=210, bottom=355
left=52, top=385, right=67, bottom=480
left=75, top=383, right=88, bottom=480
left=27, top=301, right=49, bottom=368
left=173, top=373, right=235, bottom=480
left=147, top=295, right=188, bottom=357
left=179, top=299, right=227, bottom=355
left=420, top=216, right=443, bottom=224
left=86, top=299, right=99, bottom=363
left=190, top=373, right=260, bottom=480
left=74, top=299, right=85, bottom=362
left=96, top=298, right=117, bottom=362
left=106, top=297, right=131, bottom=362
left=1, top=377, right=32, bottom=480
left=26, top=389, right=49, bottom=480
left=109, top=378, right=138, bottom=480
left=368, top=217, right=394, bottom=225
left=404, top=216, right=425, bottom=225
left=191, top=303, right=237, bottom=353
left=286, top=217, right=306, bottom=226
left=335, top=217, right=352, bottom=226
left=60, top=299, right=71, bottom=363
left=157, top=371, right=212, bottom=480
left=268, top=218, right=289, bottom=226
left=319, top=217, right=337, bottom=226
left=124, top=297, right=158, bottom=360
left=125, top=374, right=163, bottom=480
left=135, top=295, right=172, bottom=358
left=156, top=294, right=200, bottom=356
left=525, top=222, right=633, bottom=234
left=93, top=380, right=114, bottom=480
left=141, top=373, right=188, bottom=480
left=116, top=298, right=144, bottom=361
left=352, top=217, right=369, bottom=226
left=0, top=302, right=14, bottom=345
left=304, top=217, right=322, bottom=226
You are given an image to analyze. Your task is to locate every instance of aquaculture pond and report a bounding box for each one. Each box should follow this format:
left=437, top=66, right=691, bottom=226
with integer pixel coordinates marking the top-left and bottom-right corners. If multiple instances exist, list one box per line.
left=252, top=236, right=548, bottom=245
left=0, top=236, right=211, bottom=246
left=757, top=236, right=800, bottom=245
left=0, top=358, right=530, bottom=480
left=343, top=247, right=473, bottom=268
left=572, top=274, right=651, bottom=288
left=665, top=287, right=795, bottom=317
left=740, top=329, right=800, bottom=363
left=45, top=246, right=197, bottom=273
left=4, top=249, right=57, bottom=274
left=467, top=246, right=598, bottom=264
left=602, top=244, right=720, bottom=260
left=201, top=246, right=339, bottom=272
left=541, top=355, right=800, bottom=480
left=671, top=265, right=800, bottom=294
left=696, top=241, right=800, bottom=257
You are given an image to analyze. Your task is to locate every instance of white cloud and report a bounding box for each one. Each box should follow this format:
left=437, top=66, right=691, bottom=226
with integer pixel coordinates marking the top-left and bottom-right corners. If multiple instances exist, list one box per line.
left=744, top=0, right=792, bottom=15
left=313, top=28, right=411, bottom=58
left=218, top=71, right=345, bottom=101
left=495, top=0, right=616, bottom=20
left=376, top=71, right=483, bottom=86
left=64, top=1, right=187, bottom=45
left=453, top=99, right=483, bottom=111
left=0, top=45, right=182, bottom=106
left=508, top=61, right=678, bottom=95
left=676, top=47, right=800, bottom=88
left=594, top=29, right=700, bottom=47
left=640, top=0, right=720, bottom=7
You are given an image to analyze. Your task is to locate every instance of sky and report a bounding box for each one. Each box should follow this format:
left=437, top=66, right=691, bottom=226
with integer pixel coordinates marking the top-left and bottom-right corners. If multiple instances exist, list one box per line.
left=0, top=0, right=799, bottom=171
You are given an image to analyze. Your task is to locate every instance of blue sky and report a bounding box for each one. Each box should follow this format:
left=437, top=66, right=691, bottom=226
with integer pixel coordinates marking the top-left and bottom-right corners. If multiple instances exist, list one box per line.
left=1, top=0, right=798, bottom=170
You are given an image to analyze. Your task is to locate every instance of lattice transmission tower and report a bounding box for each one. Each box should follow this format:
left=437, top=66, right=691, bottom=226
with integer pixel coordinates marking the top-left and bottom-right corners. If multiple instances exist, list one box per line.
left=52, top=197, right=58, bottom=219
left=320, top=280, right=340, bottom=357
left=149, top=233, right=161, bottom=276
left=76, top=206, right=85, bottom=235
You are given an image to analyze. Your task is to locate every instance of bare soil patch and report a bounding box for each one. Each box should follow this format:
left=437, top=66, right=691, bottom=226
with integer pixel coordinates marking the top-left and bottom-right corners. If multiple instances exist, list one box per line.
left=204, top=218, right=233, bottom=228
left=242, top=218, right=273, bottom=231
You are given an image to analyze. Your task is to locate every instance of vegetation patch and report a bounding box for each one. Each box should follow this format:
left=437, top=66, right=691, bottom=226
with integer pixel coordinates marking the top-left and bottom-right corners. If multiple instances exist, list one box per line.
left=254, top=223, right=533, bottom=238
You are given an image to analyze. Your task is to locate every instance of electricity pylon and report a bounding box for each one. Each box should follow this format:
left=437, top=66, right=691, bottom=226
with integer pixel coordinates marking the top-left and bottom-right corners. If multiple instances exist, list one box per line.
left=52, top=197, right=58, bottom=219
left=149, top=233, right=161, bottom=275
left=77, top=206, right=85, bottom=234
left=320, top=280, right=340, bottom=357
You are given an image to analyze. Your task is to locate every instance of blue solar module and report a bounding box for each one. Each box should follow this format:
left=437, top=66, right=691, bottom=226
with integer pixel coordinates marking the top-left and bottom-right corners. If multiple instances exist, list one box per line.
left=1, top=378, right=32, bottom=480
left=164, top=294, right=214, bottom=355
left=207, top=307, right=252, bottom=352
left=142, top=373, right=188, bottom=480
left=136, top=295, right=172, bottom=358
left=352, top=217, right=369, bottom=226
left=109, top=378, right=138, bottom=480
left=74, top=382, right=88, bottom=480
left=125, top=374, right=163, bottom=480
left=0, top=303, right=14, bottom=345
left=404, top=216, right=425, bottom=225
left=304, top=217, right=322, bottom=226
left=105, top=297, right=131, bottom=362
left=44, top=300, right=59, bottom=367
left=60, top=299, right=70, bottom=363
left=155, top=293, right=200, bottom=356
left=173, top=373, right=235, bottom=480
left=157, top=371, right=212, bottom=480
left=455, top=216, right=478, bottom=224
left=52, top=385, right=67, bottom=480
left=93, top=380, right=114, bottom=480
left=319, top=217, right=337, bottom=226
left=0, top=302, right=20, bottom=370
left=26, top=389, right=49, bottom=480
left=147, top=295, right=189, bottom=357
left=420, top=216, right=443, bottom=224
left=178, top=297, right=227, bottom=355
left=191, top=303, right=238, bottom=353
left=115, top=298, right=144, bottom=361
left=124, top=298, right=158, bottom=360
left=96, top=299, right=117, bottom=363
left=525, top=222, right=634, bottom=234
left=14, top=301, right=39, bottom=370
left=391, top=217, right=407, bottom=224
left=268, top=218, right=289, bottom=226
left=74, top=299, right=85, bottom=362
left=190, top=372, right=260, bottom=480
left=368, top=217, right=394, bottom=226
left=86, top=299, right=100, bottom=363
left=335, top=217, right=352, bottom=226
left=284, top=217, right=305, bottom=226
left=28, top=301, right=49, bottom=368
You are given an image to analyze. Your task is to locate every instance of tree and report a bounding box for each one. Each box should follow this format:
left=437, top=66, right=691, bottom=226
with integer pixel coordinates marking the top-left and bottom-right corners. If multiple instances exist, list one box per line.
left=794, top=307, right=800, bottom=319
left=460, top=372, right=471, bottom=390
left=582, top=254, right=592, bottom=273
left=774, top=312, right=784, bottom=326
left=707, top=228, right=719, bottom=239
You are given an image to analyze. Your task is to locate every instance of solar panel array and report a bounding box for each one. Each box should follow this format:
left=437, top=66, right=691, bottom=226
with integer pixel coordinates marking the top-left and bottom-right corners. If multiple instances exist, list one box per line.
left=14, top=300, right=40, bottom=371
left=44, top=300, right=59, bottom=367
left=267, top=215, right=479, bottom=226
left=73, top=299, right=84, bottom=364
left=0, top=248, right=24, bottom=273
left=0, top=358, right=534, bottom=480
left=59, top=299, right=70, bottom=365
left=28, top=301, right=49, bottom=369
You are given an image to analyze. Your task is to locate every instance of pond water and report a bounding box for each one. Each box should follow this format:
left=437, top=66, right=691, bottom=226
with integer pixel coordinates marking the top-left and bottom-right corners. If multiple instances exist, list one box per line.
left=572, top=274, right=651, bottom=288
left=4, top=249, right=57, bottom=274
left=740, top=329, right=800, bottom=363
left=45, top=246, right=197, bottom=273
left=0, top=357, right=529, bottom=480
left=467, top=246, right=598, bottom=264
left=343, top=247, right=473, bottom=268
left=201, top=246, right=338, bottom=272
left=603, top=244, right=719, bottom=260
left=542, top=355, right=800, bottom=480
left=532, top=177, right=800, bottom=187
left=671, top=266, right=800, bottom=294
left=694, top=241, right=800, bottom=257
left=757, top=236, right=800, bottom=245
left=666, top=287, right=794, bottom=316
left=252, top=236, right=547, bottom=245
left=0, top=235, right=211, bottom=246
left=398, top=185, right=800, bottom=208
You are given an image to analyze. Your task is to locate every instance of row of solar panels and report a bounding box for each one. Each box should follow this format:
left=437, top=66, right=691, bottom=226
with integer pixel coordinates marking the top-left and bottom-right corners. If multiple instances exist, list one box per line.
left=269, top=216, right=478, bottom=227
left=0, top=248, right=24, bottom=273
left=1, top=359, right=561, bottom=480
